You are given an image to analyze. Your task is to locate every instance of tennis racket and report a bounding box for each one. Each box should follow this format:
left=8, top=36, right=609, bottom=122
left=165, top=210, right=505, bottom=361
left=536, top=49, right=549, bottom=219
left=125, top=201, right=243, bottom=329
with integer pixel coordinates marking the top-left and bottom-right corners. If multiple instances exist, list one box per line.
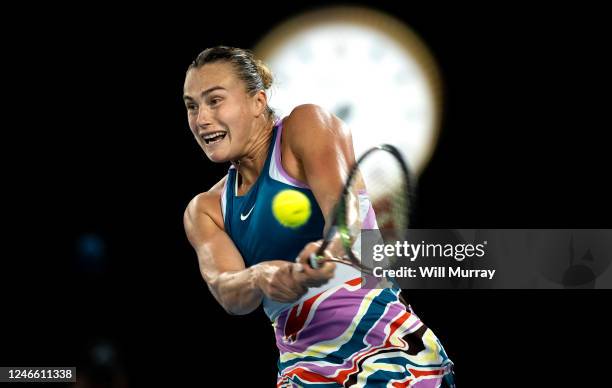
left=308, top=144, right=416, bottom=274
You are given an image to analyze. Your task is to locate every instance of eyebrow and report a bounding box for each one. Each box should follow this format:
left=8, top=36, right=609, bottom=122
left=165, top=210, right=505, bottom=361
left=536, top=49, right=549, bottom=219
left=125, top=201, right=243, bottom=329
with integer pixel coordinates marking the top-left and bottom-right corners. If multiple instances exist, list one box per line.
left=183, top=86, right=226, bottom=101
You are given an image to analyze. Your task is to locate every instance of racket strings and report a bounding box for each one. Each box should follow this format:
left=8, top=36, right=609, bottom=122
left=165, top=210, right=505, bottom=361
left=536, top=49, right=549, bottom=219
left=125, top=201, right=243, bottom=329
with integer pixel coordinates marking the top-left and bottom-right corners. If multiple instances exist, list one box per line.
left=343, top=150, right=411, bottom=264
left=311, top=145, right=413, bottom=273
left=356, top=154, right=410, bottom=226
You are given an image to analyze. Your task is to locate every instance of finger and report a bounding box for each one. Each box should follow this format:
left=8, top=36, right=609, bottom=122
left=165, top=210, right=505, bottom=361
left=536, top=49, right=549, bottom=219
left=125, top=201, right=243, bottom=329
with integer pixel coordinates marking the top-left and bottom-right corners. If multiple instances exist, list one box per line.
left=269, top=279, right=306, bottom=302
left=299, top=253, right=320, bottom=271
left=300, top=251, right=328, bottom=271
left=297, top=253, right=319, bottom=271
left=318, top=262, right=336, bottom=283
left=276, top=265, right=300, bottom=291
left=299, top=262, right=336, bottom=288
left=278, top=264, right=309, bottom=296
left=296, top=241, right=324, bottom=263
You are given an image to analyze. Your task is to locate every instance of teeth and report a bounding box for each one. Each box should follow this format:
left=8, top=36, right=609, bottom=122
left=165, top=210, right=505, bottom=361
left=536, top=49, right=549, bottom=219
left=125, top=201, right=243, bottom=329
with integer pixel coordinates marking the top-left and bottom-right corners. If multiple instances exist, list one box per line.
left=203, top=131, right=226, bottom=140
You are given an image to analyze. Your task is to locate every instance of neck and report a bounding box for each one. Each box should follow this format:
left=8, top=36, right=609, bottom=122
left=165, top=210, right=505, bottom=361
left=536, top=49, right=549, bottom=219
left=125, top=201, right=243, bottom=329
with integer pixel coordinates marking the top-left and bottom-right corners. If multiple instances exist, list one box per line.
left=232, top=117, right=275, bottom=193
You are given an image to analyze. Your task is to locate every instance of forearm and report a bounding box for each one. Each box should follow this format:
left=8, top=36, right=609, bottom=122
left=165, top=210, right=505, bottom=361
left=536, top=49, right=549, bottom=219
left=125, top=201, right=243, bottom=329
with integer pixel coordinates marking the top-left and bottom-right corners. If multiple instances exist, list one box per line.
left=210, top=266, right=263, bottom=315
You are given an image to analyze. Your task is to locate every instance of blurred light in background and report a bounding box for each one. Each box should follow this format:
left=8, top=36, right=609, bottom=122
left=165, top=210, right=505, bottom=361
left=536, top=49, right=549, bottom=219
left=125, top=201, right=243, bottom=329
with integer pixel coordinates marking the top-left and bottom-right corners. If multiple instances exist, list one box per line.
left=76, top=233, right=107, bottom=273
left=255, top=6, right=443, bottom=174
left=90, top=340, right=116, bottom=367
left=75, top=339, right=129, bottom=388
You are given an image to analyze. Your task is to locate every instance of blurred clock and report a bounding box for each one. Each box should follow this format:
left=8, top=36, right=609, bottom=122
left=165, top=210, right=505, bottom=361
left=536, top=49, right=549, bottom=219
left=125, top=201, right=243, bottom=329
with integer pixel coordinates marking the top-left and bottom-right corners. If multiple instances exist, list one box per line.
left=254, top=6, right=443, bottom=174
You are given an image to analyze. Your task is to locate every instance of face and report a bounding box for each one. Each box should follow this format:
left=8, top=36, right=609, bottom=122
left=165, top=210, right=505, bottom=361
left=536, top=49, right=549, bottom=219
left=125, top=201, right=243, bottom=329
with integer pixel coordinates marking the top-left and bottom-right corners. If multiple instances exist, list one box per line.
left=183, top=62, right=265, bottom=162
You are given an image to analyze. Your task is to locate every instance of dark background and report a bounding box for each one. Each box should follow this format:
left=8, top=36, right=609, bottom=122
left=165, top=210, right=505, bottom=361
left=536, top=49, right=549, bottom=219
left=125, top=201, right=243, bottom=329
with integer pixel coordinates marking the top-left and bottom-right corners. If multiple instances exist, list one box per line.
left=3, top=2, right=610, bottom=387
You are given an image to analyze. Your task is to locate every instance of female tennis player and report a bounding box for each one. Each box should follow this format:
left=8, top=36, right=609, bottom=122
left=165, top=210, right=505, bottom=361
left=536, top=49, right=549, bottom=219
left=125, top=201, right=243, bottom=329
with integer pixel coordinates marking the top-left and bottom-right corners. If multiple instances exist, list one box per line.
left=183, top=46, right=454, bottom=387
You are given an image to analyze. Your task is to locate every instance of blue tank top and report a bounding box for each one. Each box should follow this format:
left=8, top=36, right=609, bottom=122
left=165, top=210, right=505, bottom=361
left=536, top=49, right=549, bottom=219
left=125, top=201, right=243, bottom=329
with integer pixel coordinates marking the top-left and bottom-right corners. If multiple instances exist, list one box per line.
left=221, top=118, right=369, bottom=321
left=223, top=120, right=325, bottom=267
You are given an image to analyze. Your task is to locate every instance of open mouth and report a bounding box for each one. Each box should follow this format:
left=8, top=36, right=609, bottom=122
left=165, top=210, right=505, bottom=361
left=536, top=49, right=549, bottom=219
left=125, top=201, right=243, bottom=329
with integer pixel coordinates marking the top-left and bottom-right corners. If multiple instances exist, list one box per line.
left=202, top=131, right=227, bottom=145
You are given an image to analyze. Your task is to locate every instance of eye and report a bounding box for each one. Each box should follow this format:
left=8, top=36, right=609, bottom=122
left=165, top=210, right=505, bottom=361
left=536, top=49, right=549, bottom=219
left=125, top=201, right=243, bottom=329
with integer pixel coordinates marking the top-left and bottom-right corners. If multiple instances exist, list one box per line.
left=209, top=97, right=223, bottom=106
left=186, top=103, right=198, bottom=112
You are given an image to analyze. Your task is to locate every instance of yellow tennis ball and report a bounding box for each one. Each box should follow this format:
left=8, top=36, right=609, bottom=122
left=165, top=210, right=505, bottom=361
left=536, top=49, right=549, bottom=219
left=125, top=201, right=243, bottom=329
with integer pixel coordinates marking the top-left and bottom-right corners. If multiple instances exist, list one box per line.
left=272, top=189, right=311, bottom=228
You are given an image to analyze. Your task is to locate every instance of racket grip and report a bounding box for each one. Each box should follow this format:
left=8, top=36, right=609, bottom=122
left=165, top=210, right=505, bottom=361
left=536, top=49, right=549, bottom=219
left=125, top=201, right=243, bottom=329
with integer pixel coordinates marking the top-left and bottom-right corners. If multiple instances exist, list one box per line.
left=308, top=252, right=321, bottom=269
left=309, top=240, right=330, bottom=269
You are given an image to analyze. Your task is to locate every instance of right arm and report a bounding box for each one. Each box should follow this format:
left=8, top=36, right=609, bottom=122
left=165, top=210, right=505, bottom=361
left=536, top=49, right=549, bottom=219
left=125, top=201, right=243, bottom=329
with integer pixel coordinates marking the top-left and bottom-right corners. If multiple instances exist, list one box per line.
left=184, top=192, right=329, bottom=315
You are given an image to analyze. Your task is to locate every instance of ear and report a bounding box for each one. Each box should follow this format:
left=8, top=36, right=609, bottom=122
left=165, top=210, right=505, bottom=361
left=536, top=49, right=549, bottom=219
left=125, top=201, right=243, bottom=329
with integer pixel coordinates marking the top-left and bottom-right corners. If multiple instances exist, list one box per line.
left=251, top=90, right=268, bottom=118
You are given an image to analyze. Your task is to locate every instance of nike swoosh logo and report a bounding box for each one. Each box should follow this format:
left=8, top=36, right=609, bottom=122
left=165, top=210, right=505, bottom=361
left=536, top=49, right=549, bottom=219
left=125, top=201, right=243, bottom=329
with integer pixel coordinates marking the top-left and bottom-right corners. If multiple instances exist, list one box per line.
left=240, top=205, right=255, bottom=221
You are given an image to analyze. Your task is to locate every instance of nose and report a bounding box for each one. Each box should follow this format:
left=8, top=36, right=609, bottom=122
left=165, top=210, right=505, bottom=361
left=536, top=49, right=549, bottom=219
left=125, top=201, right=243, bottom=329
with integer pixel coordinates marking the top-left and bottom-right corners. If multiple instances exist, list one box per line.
left=196, top=106, right=213, bottom=129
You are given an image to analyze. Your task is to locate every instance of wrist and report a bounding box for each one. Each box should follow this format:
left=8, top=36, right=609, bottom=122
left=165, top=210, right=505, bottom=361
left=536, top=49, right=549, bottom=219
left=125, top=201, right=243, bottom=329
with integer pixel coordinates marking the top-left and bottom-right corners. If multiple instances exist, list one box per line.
left=248, top=264, right=265, bottom=294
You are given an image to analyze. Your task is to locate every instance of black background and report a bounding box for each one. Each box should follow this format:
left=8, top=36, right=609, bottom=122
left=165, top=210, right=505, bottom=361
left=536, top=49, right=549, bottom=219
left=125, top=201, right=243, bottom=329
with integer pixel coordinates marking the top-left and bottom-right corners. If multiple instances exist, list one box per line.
left=3, top=2, right=611, bottom=387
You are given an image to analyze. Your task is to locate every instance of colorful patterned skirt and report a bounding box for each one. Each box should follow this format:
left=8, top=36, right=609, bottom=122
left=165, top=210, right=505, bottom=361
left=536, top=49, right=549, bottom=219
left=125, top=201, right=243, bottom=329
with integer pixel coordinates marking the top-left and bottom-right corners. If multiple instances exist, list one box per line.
left=274, top=278, right=455, bottom=387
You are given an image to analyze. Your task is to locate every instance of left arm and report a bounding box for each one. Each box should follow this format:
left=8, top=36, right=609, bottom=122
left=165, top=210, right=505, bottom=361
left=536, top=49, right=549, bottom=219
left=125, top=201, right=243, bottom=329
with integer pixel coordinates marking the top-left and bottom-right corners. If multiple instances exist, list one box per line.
left=283, top=104, right=364, bottom=266
left=283, top=104, right=357, bottom=231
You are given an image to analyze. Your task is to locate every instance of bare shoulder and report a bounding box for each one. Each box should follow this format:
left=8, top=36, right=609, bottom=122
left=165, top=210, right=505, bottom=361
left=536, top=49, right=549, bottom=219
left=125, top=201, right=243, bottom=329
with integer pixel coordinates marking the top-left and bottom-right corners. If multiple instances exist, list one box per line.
left=285, top=104, right=350, bottom=135
left=184, top=175, right=228, bottom=230
left=283, top=104, right=353, bottom=156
